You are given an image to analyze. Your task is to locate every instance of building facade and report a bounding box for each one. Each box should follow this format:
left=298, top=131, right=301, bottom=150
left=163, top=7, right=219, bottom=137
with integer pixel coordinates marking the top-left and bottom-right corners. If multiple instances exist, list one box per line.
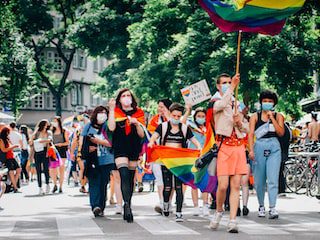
left=18, top=49, right=108, bottom=126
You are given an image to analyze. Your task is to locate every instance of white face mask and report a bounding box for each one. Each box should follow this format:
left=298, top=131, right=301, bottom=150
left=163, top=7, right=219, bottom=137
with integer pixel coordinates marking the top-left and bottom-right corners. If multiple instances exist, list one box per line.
left=97, top=113, right=107, bottom=124
left=121, top=96, right=132, bottom=106
left=52, top=122, right=58, bottom=128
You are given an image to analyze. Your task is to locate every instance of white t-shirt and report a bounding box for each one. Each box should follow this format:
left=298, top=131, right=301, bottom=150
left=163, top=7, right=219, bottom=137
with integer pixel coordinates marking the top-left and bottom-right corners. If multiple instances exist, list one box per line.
left=9, top=130, right=22, bottom=150
left=22, top=134, right=28, bottom=150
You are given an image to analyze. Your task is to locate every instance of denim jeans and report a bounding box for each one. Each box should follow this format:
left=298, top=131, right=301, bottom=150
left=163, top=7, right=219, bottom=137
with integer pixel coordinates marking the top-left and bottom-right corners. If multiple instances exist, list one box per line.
left=88, top=164, right=113, bottom=212
left=253, top=137, right=281, bottom=208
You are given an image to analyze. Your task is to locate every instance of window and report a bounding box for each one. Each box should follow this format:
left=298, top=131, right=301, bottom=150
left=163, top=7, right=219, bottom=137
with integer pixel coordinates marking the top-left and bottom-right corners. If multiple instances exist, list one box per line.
left=53, top=16, right=62, bottom=29
left=47, top=51, right=54, bottom=63
left=99, top=58, right=104, bottom=72
left=93, top=59, right=99, bottom=73
left=73, top=50, right=87, bottom=70
left=62, top=96, right=68, bottom=109
left=71, top=83, right=83, bottom=106
left=33, top=94, right=44, bottom=109
left=54, top=53, right=63, bottom=71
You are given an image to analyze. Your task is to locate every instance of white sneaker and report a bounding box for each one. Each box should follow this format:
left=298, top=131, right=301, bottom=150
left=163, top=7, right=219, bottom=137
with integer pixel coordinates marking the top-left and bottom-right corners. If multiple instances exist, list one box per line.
left=258, top=206, right=266, bottom=218
left=227, top=219, right=239, bottom=233
left=269, top=208, right=279, bottom=219
left=38, top=188, right=44, bottom=196
left=45, top=184, right=50, bottom=194
left=209, top=211, right=223, bottom=230
left=202, top=204, right=210, bottom=216
left=193, top=206, right=201, bottom=216
left=175, top=212, right=184, bottom=222
left=115, top=204, right=122, bottom=215
left=168, top=203, right=173, bottom=213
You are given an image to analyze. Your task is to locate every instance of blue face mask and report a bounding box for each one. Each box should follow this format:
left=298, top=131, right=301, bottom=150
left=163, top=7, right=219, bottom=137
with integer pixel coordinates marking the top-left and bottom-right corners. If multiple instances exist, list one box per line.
left=261, top=102, right=274, bottom=111
left=170, top=118, right=180, bottom=125
left=221, top=84, right=230, bottom=94
left=196, top=117, right=206, bottom=125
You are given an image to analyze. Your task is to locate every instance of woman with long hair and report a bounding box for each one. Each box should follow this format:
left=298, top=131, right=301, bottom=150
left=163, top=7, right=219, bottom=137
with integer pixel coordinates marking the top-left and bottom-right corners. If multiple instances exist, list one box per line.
left=80, top=106, right=114, bottom=217
left=0, top=127, right=21, bottom=193
left=19, top=125, right=30, bottom=183
left=30, top=119, right=52, bottom=195
left=52, top=116, right=69, bottom=193
left=108, top=88, right=146, bottom=223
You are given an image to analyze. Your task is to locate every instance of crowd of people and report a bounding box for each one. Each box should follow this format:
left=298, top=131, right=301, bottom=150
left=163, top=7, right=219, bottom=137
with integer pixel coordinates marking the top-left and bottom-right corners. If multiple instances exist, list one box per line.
left=0, top=73, right=319, bottom=233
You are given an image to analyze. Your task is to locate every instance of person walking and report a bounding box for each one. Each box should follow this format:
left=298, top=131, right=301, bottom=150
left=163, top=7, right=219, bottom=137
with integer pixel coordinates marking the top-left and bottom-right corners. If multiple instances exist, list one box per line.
left=108, top=88, right=146, bottom=223
left=80, top=106, right=115, bottom=217
left=209, top=73, right=249, bottom=233
left=248, top=90, right=285, bottom=219
left=19, top=125, right=30, bottom=184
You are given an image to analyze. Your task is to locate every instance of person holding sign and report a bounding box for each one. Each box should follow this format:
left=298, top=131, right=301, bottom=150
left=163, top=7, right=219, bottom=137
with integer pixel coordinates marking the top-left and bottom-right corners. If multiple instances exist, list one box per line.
left=209, top=73, right=249, bottom=233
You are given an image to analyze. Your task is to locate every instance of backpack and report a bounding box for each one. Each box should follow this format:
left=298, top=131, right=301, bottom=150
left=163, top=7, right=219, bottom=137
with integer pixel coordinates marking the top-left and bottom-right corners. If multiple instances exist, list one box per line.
left=278, top=122, right=292, bottom=153
left=160, top=122, right=188, bottom=148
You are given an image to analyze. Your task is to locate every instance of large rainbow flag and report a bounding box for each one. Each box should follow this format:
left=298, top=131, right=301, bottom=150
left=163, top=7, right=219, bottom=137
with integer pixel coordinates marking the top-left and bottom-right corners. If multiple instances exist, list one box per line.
left=199, top=0, right=306, bottom=35
left=148, top=145, right=218, bottom=193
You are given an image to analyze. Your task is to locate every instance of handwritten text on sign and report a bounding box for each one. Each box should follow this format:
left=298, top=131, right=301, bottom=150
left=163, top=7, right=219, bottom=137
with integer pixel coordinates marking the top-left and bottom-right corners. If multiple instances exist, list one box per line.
left=181, top=80, right=212, bottom=106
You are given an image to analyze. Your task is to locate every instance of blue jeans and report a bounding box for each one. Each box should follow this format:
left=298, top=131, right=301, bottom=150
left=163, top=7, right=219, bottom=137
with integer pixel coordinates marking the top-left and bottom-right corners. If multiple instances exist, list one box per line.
left=88, top=164, right=113, bottom=212
left=253, top=137, right=281, bottom=208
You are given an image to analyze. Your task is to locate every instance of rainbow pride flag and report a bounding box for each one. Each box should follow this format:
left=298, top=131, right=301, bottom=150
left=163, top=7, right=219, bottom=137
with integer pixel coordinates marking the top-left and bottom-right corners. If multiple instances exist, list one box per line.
left=199, top=0, right=305, bottom=35
left=148, top=145, right=217, bottom=193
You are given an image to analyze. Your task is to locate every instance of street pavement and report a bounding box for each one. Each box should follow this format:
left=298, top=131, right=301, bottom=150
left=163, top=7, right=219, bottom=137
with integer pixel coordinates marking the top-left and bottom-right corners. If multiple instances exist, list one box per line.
left=0, top=181, right=320, bottom=240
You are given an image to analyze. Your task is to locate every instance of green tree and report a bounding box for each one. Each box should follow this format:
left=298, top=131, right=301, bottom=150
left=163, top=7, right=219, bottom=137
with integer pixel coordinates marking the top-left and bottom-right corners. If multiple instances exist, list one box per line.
left=71, top=0, right=146, bottom=96
left=0, top=1, right=38, bottom=117
left=11, top=0, right=88, bottom=116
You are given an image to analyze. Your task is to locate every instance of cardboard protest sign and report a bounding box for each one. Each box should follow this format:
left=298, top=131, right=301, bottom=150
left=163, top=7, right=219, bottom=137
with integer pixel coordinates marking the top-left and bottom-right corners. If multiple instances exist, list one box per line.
left=181, top=80, right=212, bottom=106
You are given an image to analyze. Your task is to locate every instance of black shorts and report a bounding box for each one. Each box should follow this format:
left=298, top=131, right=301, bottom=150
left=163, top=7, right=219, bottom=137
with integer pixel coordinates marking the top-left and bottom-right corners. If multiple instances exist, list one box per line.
left=6, top=158, right=20, bottom=171
left=56, top=146, right=67, bottom=158
left=113, top=152, right=139, bottom=161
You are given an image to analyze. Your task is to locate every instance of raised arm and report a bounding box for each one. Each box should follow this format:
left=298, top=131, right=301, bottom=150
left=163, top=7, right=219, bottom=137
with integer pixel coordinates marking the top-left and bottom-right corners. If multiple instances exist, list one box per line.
left=108, top=98, right=116, bottom=132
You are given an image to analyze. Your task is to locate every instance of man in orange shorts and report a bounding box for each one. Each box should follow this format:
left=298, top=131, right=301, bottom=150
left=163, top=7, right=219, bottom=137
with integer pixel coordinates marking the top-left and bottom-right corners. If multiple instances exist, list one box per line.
left=209, top=73, right=249, bottom=233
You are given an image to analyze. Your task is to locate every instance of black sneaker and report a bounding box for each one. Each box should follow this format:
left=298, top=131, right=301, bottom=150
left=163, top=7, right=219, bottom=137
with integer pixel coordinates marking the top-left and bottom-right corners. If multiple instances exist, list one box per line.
left=93, top=207, right=102, bottom=217
left=236, top=208, right=241, bottom=216
left=138, top=182, right=144, bottom=193
left=59, top=188, right=63, bottom=193
left=210, top=201, right=217, bottom=210
left=224, top=204, right=230, bottom=212
left=242, top=206, right=250, bottom=216
left=124, top=203, right=133, bottom=223
left=52, top=185, right=58, bottom=194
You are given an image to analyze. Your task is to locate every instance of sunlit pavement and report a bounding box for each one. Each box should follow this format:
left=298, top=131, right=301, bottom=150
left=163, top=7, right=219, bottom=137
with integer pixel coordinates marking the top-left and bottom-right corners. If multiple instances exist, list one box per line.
left=0, top=181, right=320, bottom=240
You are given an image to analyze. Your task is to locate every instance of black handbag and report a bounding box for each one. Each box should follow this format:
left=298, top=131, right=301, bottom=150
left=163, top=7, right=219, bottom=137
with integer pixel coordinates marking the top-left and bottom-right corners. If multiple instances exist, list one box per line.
left=81, top=125, right=92, bottom=160
left=194, top=139, right=224, bottom=171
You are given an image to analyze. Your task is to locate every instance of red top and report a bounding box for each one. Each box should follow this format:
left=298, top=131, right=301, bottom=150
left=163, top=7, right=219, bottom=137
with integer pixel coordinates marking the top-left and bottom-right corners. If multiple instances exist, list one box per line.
left=6, top=144, right=14, bottom=159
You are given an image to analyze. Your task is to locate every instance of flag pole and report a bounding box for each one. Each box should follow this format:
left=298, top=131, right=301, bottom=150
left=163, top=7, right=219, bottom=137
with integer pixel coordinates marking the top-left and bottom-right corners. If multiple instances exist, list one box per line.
left=235, top=30, right=242, bottom=113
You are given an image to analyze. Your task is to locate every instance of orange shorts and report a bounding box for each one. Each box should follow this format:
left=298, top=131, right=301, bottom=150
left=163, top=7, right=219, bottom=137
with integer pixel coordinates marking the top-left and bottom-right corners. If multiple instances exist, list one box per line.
left=217, top=143, right=247, bottom=176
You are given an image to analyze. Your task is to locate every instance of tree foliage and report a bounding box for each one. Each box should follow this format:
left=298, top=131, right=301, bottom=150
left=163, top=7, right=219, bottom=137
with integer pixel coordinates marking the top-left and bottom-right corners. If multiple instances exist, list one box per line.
left=0, top=1, right=38, bottom=117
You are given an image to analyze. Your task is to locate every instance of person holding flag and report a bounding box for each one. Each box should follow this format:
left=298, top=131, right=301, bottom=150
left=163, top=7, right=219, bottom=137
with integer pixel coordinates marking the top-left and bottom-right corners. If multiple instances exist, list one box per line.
left=147, top=99, right=173, bottom=214
left=182, top=106, right=210, bottom=216
left=209, top=73, right=249, bottom=233
left=108, top=88, right=146, bottom=223
left=148, top=103, right=201, bottom=222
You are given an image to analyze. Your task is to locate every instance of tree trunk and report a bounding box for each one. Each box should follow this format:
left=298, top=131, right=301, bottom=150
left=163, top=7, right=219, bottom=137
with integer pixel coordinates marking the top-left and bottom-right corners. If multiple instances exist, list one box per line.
left=54, top=94, right=62, bottom=117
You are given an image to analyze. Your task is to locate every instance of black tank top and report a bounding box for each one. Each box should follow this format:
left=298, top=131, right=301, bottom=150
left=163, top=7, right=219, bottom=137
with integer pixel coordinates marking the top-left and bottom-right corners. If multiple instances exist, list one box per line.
left=255, top=112, right=278, bottom=138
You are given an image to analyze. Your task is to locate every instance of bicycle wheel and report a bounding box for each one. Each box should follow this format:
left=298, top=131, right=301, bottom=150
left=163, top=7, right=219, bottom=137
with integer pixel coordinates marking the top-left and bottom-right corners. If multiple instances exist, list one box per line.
left=309, top=173, right=319, bottom=197
left=285, top=165, right=305, bottom=193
